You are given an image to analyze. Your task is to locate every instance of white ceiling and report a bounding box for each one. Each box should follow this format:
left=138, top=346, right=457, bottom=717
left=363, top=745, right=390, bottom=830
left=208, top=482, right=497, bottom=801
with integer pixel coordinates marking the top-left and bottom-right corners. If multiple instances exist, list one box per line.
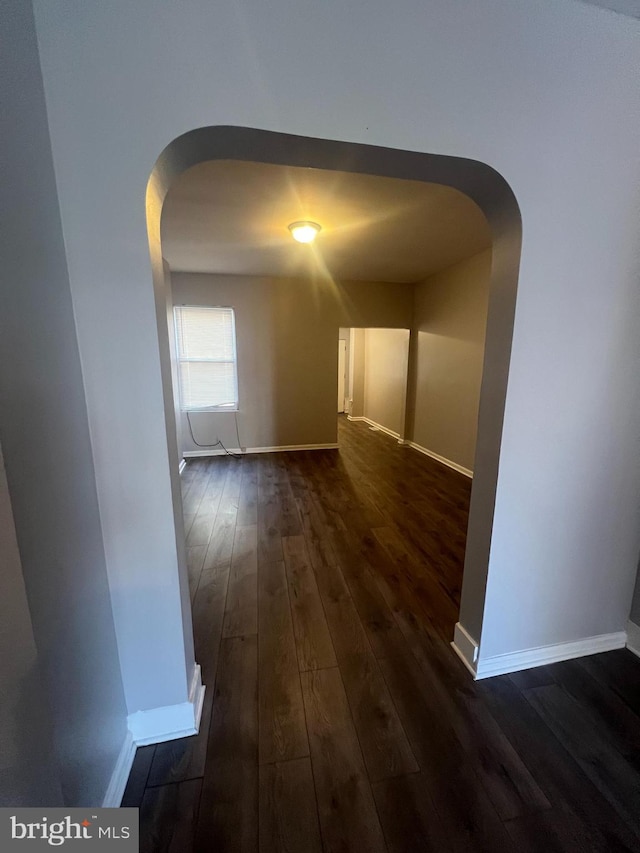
left=161, top=160, right=491, bottom=283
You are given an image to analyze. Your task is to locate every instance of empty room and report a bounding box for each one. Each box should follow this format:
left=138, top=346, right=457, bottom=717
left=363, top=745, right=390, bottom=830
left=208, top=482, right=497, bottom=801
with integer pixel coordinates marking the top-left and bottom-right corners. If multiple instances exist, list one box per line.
left=3, top=2, right=640, bottom=853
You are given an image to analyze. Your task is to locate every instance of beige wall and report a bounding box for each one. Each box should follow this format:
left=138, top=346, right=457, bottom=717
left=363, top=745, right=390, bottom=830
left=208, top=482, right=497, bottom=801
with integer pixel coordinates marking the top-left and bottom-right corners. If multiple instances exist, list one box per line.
left=172, top=274, right=413, bottom=452
left=350, top=329, right=366, bottom=418
left=363, top=329, right=410, bottom=437
left=411, top=249, right=492, bottom=472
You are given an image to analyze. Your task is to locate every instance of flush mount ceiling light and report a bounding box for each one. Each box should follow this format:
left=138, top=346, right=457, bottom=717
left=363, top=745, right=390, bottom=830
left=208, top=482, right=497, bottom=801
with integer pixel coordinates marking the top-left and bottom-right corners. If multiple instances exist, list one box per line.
left=288, top=220, right=321, bottom=243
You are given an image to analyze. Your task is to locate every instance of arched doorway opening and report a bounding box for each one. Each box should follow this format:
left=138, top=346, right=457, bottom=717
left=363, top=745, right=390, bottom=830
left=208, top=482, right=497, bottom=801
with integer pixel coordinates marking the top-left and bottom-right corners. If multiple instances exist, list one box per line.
left=146, top=125, right=522, bottom=675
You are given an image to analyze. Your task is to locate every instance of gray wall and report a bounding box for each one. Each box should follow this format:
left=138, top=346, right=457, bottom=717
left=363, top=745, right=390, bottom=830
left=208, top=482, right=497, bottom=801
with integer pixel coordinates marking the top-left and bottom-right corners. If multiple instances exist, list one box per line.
left=363, top=329, right=410, bottom=436
left=411, top=250, right=492, bottom=472
left=630, top=566, right=640, bottom=626
left=0, top=443, right=62, bottom=806
left=30, top=0, right=640, bottom=685
left=172, top=274, right=414, bottom=453
left=0, top=0, right=127, bottom=805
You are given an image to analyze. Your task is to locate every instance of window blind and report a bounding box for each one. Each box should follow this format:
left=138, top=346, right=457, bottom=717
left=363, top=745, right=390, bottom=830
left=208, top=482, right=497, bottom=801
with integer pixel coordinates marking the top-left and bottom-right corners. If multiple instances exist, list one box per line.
left=174, top=306, right=238, bottom=410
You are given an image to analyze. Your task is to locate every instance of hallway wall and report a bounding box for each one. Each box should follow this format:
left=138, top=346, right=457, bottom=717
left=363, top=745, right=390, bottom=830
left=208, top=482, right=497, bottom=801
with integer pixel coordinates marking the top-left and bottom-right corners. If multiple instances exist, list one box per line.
left=362, top=329, right=410, bottom=437
left=0, top=0, right=127, bottom=806
left=411, top=250, right=492, bottom=473
left=0, top=442, right=62, bottom=806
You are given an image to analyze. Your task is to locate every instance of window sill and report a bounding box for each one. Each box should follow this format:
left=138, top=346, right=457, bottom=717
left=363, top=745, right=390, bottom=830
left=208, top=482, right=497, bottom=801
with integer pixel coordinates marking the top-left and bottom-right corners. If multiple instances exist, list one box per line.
left=182, top=408, right=239, bottom=414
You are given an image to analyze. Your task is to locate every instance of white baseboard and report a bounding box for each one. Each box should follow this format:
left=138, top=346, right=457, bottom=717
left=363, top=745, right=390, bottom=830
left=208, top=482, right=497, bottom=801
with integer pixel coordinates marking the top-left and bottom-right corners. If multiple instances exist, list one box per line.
left=183, top=443, right=338, bottom=458
left=127, top=664, right=206, bottom=746
left=407, top=441, right=473, bottom=478
left=451, top=622, right=480, bottom=677
left=102, top=730, right=136, bottom=808
left=627, top=620, right=640, bottom=659
left=475, top=631, right=627, bottom=680
left=348, top=421, right=473, bottom=477
left=178, top=458, right=186, bottom=474
left=347, top=415, right=400, bottom=441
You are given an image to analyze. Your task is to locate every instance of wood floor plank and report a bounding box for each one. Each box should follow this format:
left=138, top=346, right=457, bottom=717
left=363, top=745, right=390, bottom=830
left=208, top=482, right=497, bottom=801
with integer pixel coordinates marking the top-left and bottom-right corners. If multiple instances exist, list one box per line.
left=147, top=688, right=213, bottom=788
left=140, top=779, right=202, bottom=853
left=372, top=772, right=452, bottom=853
left=329, top=519, right=531, bottom=830
left=196, top=636, right=258, bottom=853
left=504, top=805, right=625, bottom=853
left=203, top=504, right=237, bottom=571
left=392, top=607, right=550, bottom=821
left=329, top=527, right=409, bottom=660
left=282, top=535, right=337, bottom=671
left=220, top=457, right=243, bottom=508
left=548, top=658, right=640, bottom=771
left=183, top=514, right=196, bottom=540
left=427, top=768, right=518, bottom=853
left=375, top=648, right=515, bottom=850
left=477, top=674, right=640, bottom=852
left=203, top=456, right=230, bottom=504
left=272, top=455, right=303, bottom=537
left=312, top=555, right=418, bottom=782
left=294, top=492, right=337, bottom=572
left=258, top=457, right=285, bottom=564
left=223, top=525, right=258, bottom=638
left=300, top=667, right=387, bottom=853
left=371, top=525, right=458, bottom=638
left=258, top=560, right=309, bottom=764
left=187, top=545, right=207, bottom=602
left=524, top=683, right=640, bottom=838
left=122, top=744, right=156, bottom=808
left=509, top=665, right=557, bottom=690
left=577, top=649, right=640, bottom=722
left=192, top=562, right=231, bottom=684
left=238, top=457, right=258, bottom=526
left=259, top=758, right=322, bottom=853
left=187, top=504, right=216, bottom=547
left=182, top=469, right=210, bottom=516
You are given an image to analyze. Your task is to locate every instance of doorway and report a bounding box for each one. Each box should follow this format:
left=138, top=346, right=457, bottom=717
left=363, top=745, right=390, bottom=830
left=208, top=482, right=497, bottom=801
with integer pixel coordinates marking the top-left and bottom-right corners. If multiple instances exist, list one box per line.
left=147, top=125, right=522, bottom=670
left=339, top=327, right=410, bottom=444
left=338, top=338, right=346, bottom=414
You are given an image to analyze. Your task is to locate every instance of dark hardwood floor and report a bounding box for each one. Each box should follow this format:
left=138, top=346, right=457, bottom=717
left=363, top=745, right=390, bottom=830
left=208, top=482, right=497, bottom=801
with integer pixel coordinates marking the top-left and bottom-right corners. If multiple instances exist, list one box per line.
left=123, top=416, right=640, bottom=852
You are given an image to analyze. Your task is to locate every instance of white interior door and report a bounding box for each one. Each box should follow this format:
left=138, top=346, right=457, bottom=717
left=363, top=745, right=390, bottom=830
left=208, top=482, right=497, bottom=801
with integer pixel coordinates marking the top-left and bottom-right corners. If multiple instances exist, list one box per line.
left=338, top=340, right=346, bottom=413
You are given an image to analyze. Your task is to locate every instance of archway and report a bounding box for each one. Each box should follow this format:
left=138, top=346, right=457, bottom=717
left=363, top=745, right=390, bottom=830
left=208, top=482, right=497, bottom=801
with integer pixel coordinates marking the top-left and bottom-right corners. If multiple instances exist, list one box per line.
left=146, top=126, right=522, bottom=672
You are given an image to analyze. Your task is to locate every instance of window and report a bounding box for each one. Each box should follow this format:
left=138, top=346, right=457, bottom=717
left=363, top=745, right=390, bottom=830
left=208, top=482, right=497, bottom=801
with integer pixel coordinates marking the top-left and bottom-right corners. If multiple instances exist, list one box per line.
left=174, top=306, right=238, bottom=411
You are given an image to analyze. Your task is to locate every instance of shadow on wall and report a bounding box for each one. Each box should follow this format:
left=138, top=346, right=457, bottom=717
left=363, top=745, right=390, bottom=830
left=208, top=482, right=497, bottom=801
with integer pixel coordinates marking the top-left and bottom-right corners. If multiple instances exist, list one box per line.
left=147, top=126, right=521, bottom=648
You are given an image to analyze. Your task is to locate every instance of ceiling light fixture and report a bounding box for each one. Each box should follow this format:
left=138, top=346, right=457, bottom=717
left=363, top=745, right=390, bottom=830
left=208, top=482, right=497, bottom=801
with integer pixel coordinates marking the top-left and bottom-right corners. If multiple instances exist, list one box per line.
left=288, top=221, right=321, bottom=243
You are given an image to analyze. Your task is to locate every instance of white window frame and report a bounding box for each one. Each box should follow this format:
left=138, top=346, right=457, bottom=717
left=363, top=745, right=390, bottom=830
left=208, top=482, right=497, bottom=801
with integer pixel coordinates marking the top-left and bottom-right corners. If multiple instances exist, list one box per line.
left=173, top=305, right=239, bottom=412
